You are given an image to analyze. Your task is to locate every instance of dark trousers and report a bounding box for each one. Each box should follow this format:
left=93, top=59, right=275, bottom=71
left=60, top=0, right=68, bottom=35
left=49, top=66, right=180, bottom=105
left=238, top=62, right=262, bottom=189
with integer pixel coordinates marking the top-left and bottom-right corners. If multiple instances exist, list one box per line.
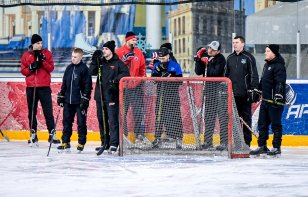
left=258, top=102, right=284, bottom=148
left=26, top=87, right=55, bottom=134
left=203, top=84, right=228, bottom=146
left=154, top=83, right=183, bottom=139
left=123, top=85, right=144, bottom=136
left=234, top=96, right=252, bottom=146
left=105, top=102, right=119, bottom=147
left=96, top=100, right=110, bottom=146
left=62, top=103, right=87, bottom=145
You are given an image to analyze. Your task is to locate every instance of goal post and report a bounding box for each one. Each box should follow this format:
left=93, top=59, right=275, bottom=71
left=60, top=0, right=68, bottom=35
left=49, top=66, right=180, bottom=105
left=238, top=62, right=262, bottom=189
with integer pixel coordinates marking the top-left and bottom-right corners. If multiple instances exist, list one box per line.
left=119, top=77, right=250, bottom=159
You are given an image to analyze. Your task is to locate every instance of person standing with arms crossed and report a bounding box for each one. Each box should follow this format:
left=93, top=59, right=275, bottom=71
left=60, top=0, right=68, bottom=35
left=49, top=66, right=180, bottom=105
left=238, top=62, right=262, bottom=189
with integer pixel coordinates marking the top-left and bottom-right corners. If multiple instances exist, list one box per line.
left=20, top=34, right=61, bottom=145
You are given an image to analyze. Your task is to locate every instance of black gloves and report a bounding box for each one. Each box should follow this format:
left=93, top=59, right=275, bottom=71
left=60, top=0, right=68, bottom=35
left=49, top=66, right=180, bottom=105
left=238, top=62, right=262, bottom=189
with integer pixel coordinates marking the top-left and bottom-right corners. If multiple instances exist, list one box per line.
left=92, top=50, right=103, bottom=64
left=29, top=61, right=41, bottom=73
left=155, top=63, right=168, bottom=74
left=57, top=92, right=65, bottom=107
left=248, top=89, right=262, bottom=103
left=274, top=94, right=283, bottom=104
left=108, top=80, right=117, bottom=92
left=33, top=50, right=46, bottom=62
left=80, top=94, right=90, bottom=111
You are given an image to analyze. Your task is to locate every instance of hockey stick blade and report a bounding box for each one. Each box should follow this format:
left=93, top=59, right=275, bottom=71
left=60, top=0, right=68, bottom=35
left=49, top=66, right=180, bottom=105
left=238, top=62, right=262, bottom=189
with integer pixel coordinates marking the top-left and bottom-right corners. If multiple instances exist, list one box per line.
left=47, top=106, right=62, bottom=157
left=0, top=129, right=10, bottom=142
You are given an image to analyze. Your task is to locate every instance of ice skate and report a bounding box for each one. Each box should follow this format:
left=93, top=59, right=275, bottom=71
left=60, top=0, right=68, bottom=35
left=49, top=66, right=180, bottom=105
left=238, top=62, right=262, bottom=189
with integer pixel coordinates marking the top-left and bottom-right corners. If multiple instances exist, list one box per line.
left=216, top=144, right=228, bottom=151
left=250, top=146, right=269, bottom=158
left=48, top=132, right=61, bottom=144
left=108, top=146, right=118, bottom=155
left=57, top=143, right=71, bottom=153
left=176, top=138, right=182, bottom=150
left=135, top=134, right=150, bottom=144
left=201, top=142, right=214, bottom=151
left=77, top=144, right=85, bottom=153
left=28, top=129, right=39, bottom=147
left=267, top=147, right=281, bottom=158
left=152, top=138, right=162, bottom=149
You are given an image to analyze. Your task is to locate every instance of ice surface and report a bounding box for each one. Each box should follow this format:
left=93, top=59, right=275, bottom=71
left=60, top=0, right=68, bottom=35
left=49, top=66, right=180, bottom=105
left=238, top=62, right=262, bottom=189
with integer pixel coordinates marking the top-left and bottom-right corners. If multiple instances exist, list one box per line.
left=0, top=141, right=308, bottom=197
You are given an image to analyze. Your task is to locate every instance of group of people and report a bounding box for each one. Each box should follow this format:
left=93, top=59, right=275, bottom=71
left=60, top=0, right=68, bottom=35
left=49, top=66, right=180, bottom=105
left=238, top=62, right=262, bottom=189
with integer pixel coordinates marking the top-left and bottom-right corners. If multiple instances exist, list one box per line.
left=194, top=36, right=286, bottom=156
left=20, top=32, right=286, bottom=156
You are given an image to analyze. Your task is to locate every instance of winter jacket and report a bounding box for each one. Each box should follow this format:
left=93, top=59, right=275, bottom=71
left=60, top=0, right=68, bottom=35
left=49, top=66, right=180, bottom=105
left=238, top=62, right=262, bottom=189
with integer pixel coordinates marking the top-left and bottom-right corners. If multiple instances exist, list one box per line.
left=259, top=55, right=286, bottom=102
left=116, top=45, right=146, bottom=77
left=225, top=50, right=259, bottom=97
left=60, top=61, right=92, bottom=104
left=89, top=54, right=130, bottom=103
left=195, top=53, right=226, bottom=77
left=152, top=59, right=183, bottom=77
left=20, top=48, right=54, bottom=87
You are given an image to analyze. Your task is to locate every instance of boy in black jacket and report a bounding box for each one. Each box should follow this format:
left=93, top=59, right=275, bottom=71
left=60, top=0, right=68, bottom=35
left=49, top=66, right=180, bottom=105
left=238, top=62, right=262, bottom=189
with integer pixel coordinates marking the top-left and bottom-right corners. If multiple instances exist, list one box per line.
left=90, top=40, right=130, bottom=154
left=57, top=48, right=92, bottom=152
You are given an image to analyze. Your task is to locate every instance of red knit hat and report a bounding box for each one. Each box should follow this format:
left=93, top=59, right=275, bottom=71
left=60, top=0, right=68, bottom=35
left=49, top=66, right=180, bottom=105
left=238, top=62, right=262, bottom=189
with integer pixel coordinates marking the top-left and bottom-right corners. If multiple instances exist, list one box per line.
left=125, top=31, right=136, bottom=42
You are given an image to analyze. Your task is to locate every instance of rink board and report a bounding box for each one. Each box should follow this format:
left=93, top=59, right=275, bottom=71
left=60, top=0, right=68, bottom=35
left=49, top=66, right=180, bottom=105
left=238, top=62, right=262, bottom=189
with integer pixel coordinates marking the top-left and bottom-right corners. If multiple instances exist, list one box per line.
left=0, top=78, right=308, bottom=146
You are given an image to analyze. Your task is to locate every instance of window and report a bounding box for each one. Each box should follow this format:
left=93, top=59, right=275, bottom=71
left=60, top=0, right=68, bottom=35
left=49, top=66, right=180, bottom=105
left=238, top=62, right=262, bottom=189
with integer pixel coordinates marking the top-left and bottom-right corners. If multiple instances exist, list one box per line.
left=174, top=39, right=177, bottom=54
left=174, top=18, right=177, bottom=36
left=182, top=38, right=186, bottom=53
left=179, top=39, right=181, bottom=53
left=182, top=16, right=185, bottom=34
left=178, top=17, right=181, bottom=36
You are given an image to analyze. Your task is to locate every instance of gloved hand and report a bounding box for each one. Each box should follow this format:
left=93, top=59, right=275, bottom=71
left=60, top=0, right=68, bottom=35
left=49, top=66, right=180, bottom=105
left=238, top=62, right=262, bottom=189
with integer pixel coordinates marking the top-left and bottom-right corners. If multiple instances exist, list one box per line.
left=149, top=52, right=159, bottom=69
left=92, top=50, right=103, bottom=64
left=196, top=47, right=206, bottom=59
left=248, top=89, right=262, bottom=103
left=122, top=52, right=135, bottom=64
left=57, top=92, right=65, bottom=107
left=108, top=80, right=117, bottom=92
left=29, top=61, right=41, bottom=72
left=155, top=63, right=168, bottom=75
left=200, top=56, right=214, bottom=65
left=274, top=94, right=283, bottom=104
left=80, top=94, right=90, bottom=111
left=33, top=50, right=45, bottom=62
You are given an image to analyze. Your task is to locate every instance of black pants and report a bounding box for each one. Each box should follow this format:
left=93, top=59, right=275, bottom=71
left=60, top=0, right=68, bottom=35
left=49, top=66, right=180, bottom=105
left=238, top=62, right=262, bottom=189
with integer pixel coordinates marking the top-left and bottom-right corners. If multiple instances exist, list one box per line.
left=154, top=83, right=183, bottom=139
left=105, top=102, right=119, bottom=147
left=234, top=96, right=252, bottom=146
left=258, top=102, right=284, bottom=148
left=96, top=100, right=110, bottom=146
left=203, top=83, right=228, bottom=146
left=62, top=103, right=87, bottom=145
left=26, top=87, right=55, bottom=134
left=123, top=85, right=144, bottom=136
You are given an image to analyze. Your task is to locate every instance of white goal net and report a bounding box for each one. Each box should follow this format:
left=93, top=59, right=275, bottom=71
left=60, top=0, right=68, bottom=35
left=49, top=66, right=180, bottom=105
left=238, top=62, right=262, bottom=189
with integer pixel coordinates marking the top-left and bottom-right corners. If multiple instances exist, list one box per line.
left=119, top=77, right=250, bottom=158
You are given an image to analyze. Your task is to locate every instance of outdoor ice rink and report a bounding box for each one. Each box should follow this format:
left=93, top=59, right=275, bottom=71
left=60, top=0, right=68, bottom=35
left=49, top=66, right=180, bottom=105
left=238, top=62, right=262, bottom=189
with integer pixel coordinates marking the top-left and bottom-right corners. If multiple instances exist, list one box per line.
left=0, top=140, right=308, bottom=197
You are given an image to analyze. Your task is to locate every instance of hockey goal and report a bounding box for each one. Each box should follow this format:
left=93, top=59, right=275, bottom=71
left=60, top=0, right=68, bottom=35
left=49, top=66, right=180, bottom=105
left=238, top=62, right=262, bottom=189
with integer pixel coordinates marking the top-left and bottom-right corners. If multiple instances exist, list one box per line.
left=119, top=77, right=250, bottom=159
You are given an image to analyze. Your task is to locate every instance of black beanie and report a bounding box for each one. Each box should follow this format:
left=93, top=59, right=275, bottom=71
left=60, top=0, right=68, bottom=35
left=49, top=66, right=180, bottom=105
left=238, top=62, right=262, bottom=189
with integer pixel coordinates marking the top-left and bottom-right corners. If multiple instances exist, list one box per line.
left=161, top=43, right=172, bottom=51
left=267, top=44, right=280, bottom=57
left=103, top=40, right=116, bottom=53
left=125, top=31, right=136, bottom=41
left=31, top=34, right=42, bottom=45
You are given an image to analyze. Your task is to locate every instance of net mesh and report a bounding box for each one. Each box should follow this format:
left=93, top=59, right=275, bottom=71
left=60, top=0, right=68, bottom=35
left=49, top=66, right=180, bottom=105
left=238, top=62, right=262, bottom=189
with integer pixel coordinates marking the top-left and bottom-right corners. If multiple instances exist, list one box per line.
left=119, top=77, right=250, bottom=158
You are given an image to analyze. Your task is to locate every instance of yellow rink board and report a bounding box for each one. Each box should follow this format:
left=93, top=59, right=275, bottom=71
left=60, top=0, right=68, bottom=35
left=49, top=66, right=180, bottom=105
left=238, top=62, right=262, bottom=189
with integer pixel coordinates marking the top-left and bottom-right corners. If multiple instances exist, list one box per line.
left=1, top=130, right=308, bottom=146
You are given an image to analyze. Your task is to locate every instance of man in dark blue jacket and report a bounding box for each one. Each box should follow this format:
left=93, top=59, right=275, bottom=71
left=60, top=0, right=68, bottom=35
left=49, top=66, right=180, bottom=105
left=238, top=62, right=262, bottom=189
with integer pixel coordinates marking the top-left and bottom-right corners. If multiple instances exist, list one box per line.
left=57, top=48, right=92, bottom=152
left=250, top=44, right=286, bottom=156
left=90, top=40, right=130, bottom=154
left=151, top=47, right=183, bottom=149
left=225, top=36, right=259, bottom=147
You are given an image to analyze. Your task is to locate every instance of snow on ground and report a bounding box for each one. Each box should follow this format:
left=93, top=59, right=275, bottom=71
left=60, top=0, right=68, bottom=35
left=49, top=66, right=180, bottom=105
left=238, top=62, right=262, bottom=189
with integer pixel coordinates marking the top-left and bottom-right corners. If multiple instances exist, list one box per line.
left=0, top=141, right=308, bottom=197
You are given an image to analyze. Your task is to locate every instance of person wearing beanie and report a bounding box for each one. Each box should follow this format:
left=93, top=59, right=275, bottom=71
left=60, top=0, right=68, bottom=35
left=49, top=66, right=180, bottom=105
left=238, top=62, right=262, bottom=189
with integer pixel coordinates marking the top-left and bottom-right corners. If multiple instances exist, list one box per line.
left=89, top=40, right=130, bottom=154
left=225, top=35, right=259, bottom=147
left=116, top=32, right=148, bottom=144
left=20, top=33, right=61, bottom=145
left=250, top=44, right=286, bottom=156
left=57, top=48, right=92, bottom=152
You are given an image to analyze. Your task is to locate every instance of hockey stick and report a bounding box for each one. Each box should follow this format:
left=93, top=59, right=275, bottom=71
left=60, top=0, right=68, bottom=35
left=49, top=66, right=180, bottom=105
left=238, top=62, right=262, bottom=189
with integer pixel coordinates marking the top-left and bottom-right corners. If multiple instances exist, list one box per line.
left=97, top=59, right=108, bottom=156
left=262, top=98, right=289, bottom=106
left=187, top=84, right=201, bottom=149
left=0, top=129, right=10, bottom=142
left=47, top=105, right=61, bottom=156
left=239, top=117, right=259, bottom=139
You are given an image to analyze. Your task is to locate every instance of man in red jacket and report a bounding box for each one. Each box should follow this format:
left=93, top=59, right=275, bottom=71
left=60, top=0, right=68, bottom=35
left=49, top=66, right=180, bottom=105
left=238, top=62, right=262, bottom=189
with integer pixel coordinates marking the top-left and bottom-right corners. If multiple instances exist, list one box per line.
left=20, top=34, right=60, bottom=146
left=116, top=31, right=147, bottom=143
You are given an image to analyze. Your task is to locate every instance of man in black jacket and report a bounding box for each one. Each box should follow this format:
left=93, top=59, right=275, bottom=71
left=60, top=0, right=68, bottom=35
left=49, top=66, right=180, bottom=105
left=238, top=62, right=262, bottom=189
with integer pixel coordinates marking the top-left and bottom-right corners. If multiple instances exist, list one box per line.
left=225, top=36, right=259, bottom=147
left=250, top=44, right=286, bottom=156
left=195, top=41, right=228, bottom=150
left=90, top=40, right=130, bottom=153
left=57, top=48, right=92, bottom=152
